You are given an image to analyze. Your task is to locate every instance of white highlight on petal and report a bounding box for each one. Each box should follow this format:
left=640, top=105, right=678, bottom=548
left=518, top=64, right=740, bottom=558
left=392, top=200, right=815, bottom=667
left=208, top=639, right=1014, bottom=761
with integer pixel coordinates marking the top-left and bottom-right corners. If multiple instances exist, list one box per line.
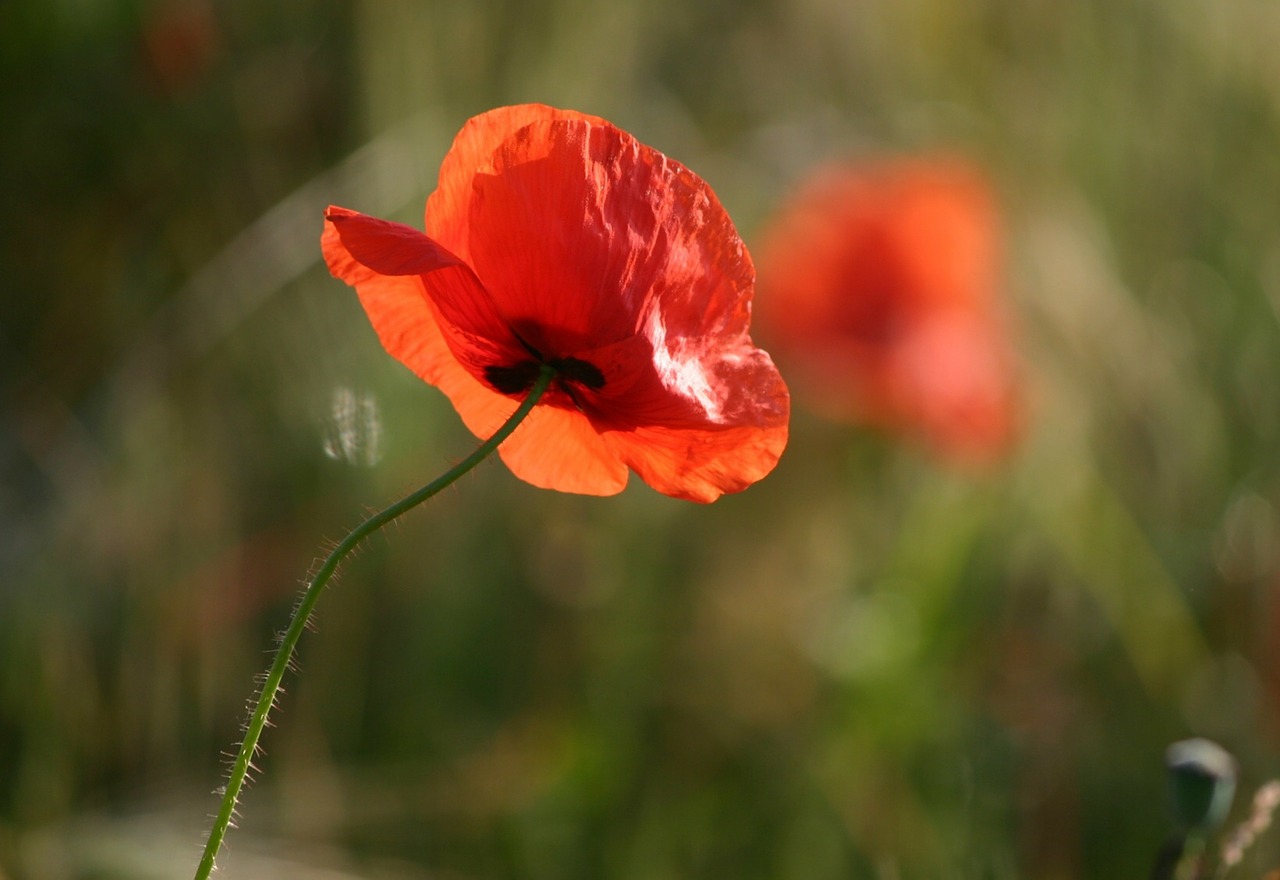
left=645, top=308, right=723, bottom=421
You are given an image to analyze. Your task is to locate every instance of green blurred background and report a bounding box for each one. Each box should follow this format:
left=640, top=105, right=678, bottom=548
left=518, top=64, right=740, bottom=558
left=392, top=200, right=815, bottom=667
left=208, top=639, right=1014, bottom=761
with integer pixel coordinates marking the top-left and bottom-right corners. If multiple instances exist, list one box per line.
left=3, top=0, right=1279, bottom=877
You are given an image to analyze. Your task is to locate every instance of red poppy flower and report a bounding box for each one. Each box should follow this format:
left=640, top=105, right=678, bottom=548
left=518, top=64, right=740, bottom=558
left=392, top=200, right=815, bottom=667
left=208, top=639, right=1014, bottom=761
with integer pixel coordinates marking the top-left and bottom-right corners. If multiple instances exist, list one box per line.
left=754, top=158, right=1019, bottom=463
left=322, top=104, right=789, bottom=502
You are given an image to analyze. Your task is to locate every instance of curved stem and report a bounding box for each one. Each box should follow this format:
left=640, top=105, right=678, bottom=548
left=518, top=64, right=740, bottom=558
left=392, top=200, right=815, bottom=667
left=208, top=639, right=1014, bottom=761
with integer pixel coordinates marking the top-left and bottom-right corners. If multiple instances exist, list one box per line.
left=194, top=365, right=554, bottom=880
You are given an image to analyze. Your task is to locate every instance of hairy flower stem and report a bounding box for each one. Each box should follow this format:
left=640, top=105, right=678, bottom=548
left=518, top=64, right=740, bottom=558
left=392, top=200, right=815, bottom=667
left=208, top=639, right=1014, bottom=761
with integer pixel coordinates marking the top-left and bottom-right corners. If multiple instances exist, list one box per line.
left=194, top=365, right=555, bottom=880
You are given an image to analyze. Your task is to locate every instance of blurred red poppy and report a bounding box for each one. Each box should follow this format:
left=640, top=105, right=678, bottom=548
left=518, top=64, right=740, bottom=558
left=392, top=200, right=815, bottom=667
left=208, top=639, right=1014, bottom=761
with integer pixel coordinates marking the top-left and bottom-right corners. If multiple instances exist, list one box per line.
left=323, top=104, right=789, bottom=502
left=754, top=158, right=1019, bottom=463
left=139, top=0, right=221, bottom=96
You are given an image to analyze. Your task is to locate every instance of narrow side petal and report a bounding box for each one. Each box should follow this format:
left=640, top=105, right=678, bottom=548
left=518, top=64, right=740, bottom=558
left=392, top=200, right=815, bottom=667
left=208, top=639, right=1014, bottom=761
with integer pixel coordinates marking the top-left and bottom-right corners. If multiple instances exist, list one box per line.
left=322, top=214, right=515, bottom=429
left=324, top=206, right=525, bottom=381
left=325, top=205, right=468, bottom=275
left=323, top=211, right=632, bottom=497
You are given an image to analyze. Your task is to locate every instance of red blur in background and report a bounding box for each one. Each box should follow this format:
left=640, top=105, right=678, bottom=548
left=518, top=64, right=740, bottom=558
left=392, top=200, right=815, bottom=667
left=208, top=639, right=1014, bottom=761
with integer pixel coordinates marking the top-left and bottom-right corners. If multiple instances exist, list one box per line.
left=754, top=158, right=1020, bottom=464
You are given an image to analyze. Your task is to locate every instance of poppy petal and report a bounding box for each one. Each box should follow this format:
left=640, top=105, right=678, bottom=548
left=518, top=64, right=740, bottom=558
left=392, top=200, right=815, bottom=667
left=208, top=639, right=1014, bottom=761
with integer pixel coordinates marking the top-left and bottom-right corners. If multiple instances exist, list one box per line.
left=325, top=204, right=468, bottom=275
left=323, top=210, right=635, bottom=496
left=426, top=104, right=609, bottom=261
left=603, top=419, right=788, bottom=504
left=322, top=214, right=513, bottom=422
left=462, top=117, right=756, bottom=359
left=495, top=405, right=629, bottom=496
left=323, top=206, right=526, bottom=382
left=599, top=341, right=790, bottom=502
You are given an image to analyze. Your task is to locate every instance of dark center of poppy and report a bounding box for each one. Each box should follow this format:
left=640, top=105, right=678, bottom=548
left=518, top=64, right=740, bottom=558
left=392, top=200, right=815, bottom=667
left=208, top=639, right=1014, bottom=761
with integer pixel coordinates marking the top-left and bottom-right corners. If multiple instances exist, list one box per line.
left=549, top=356, right=605, bottom=390
left=483, top=354, right=605, bottom=396
left=484, top=361, right=544, bottom=395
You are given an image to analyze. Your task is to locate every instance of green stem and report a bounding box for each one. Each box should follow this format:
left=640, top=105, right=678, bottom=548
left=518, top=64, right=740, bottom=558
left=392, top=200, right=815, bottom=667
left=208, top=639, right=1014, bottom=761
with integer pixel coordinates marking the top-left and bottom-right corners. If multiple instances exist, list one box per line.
left=194, top=365, right=554, bottom=880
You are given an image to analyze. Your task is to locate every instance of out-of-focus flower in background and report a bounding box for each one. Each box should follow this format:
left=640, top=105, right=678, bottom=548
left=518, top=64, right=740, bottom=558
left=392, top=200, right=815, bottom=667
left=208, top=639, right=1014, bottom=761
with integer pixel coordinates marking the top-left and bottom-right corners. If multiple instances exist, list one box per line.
left=137, top=0, right=222, bottom=96
left=753, top=158, right=1020, bottom=464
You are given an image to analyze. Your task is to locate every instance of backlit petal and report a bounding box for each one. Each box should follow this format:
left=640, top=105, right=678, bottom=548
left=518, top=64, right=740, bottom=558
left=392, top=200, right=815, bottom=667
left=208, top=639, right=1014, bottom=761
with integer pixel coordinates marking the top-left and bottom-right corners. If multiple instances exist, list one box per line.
left=604, top=419, right=789, bottom=504
left=324, top=206, right=526, bottom=382
left=322, top=213, right=514, bottom=424
left=427, top=104, right=609, bottom=261
left=496, top=406, right=629, bottom=496
left=464, top=117, right=755, bottom=359
left=324, top=209, right=635, bottom=493
left=599, top=344, right=790, bottom=502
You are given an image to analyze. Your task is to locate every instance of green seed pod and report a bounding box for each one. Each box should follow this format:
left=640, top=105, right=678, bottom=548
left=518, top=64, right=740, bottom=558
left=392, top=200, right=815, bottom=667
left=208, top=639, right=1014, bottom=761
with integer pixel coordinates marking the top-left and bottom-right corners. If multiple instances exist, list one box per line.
left=1165, top=738, right=1238, bottom=832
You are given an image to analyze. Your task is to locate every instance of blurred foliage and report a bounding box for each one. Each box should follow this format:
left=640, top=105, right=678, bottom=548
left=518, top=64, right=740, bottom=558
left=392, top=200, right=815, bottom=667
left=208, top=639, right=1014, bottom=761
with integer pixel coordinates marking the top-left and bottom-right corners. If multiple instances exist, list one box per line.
left=3, top=0, right=1280, bottom=878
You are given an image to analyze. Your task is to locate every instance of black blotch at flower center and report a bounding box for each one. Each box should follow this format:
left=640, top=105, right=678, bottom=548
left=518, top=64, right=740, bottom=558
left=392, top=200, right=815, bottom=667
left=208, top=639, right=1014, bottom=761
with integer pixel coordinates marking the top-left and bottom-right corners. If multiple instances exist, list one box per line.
left=484, top=361, right=543, bottom=394
left=549, top=356, right=605, bottom=390
left=483, top=356, right=605, bottom=395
